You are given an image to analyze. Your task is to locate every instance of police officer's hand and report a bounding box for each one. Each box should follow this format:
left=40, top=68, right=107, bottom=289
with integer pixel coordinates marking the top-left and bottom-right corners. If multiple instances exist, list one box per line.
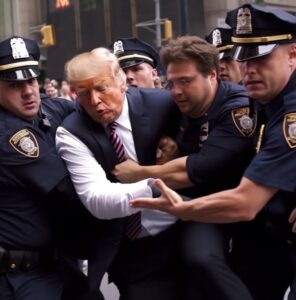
left=113, top=159, right=142, bottom=183
left=130, top=178, right=188, bottom=219
left=289, top=207, right=296, bottom=233
left=156, top=136, right=180, bottom=165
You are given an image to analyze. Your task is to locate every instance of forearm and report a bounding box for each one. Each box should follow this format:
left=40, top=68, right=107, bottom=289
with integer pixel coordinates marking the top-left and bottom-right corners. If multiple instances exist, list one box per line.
left=177, top=178, right=276, bottom=223
left=56, top=127, right=152, bottom=219
left=138, top=156, right=192, bottom=189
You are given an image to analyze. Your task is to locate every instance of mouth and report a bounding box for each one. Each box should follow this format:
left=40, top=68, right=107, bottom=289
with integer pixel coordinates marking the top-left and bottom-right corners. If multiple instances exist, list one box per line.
left=23, top=100, right=37, bottom=109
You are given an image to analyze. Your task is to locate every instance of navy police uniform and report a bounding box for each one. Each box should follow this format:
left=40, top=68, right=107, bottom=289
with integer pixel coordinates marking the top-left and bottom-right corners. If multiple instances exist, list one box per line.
left=0, top=37, right=95, bottom=300
left=176, top=80, right=256, bottom=300
left=226, top=4, right=296, bottom=300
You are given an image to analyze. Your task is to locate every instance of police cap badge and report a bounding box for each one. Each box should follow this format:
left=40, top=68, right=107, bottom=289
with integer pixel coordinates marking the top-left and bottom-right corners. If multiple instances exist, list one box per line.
left=226, top=4, right=296, bottom=62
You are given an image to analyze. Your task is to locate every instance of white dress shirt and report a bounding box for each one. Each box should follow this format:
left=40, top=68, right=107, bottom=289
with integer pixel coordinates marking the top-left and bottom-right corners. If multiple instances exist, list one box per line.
left=56, top=97, right=176, bottom=236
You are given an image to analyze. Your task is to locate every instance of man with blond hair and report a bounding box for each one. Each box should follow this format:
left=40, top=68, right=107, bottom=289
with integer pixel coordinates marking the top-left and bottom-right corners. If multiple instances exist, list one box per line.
left=56, top=48, right=180, bottom=300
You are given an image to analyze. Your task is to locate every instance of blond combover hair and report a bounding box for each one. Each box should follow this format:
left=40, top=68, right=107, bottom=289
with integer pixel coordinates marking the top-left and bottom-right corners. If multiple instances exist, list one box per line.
left=65, top=47, right=127, bottom=88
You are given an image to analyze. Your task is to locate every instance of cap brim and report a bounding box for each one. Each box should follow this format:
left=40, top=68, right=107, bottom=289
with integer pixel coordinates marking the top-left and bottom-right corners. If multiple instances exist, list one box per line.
left=231, top=44, right=278, bottom=62
left=219, top=50, right=233, bottom=60
left=120, top=60, right=144, bottom=69
left=0, top=67, right=40, bottom=81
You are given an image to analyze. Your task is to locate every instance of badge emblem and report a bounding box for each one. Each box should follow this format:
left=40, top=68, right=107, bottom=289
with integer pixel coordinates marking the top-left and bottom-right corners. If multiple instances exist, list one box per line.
left=10, top=37, right=29, bottom=59
left=236, top=7, right=252, bottom=34
left=199, top=121, right=209, bottom=148
left=283, top=113, right=296, bottom=148
left=113, top=40, right=124, bottom=55
left=212, top=29, right=222, bottom=47
left=232, top=107, right=256, bottom=137
left=9, top=129, right=39, bottom=157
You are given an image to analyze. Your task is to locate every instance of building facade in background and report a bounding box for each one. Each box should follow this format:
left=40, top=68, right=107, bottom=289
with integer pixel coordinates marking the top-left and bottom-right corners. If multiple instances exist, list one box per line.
left=0, top=0, right=295, bottom=81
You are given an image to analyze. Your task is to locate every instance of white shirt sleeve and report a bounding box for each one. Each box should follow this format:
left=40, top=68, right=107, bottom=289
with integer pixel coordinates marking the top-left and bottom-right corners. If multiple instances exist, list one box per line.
left=56, top=126, right=152, bottom=219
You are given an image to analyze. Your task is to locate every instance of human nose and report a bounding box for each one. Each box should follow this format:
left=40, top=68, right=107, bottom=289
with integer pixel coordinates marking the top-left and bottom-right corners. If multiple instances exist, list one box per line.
left=90, top=89, right=102, bottom=106
left=125, top=70, right=134, bottom=83
left=21, top=82, right=34, bottom=96
left=242, top=60, right=256, bottom=75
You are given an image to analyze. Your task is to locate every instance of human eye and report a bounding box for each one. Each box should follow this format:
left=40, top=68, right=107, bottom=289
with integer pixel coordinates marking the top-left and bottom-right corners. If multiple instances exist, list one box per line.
left=179, top=78, right=191, bottom=86
left=77, top=89, right=89, bottom=98
left=28, top=78, right=37, bottom=85
left=8, top=81, right=19, bottom=88
left=95, top=86, right=106, bottom=93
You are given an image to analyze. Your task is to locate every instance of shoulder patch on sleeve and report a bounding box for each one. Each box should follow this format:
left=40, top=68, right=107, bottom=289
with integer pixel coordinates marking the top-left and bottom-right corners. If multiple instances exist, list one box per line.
left=9, top=129, right=39, bottom=158
left=283, top=113, right=296, bottom=148
left=231, top=107, right=257, bottom=137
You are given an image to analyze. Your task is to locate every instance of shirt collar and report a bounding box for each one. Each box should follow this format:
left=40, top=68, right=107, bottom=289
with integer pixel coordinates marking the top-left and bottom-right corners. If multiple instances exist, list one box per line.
left=115, top=95, right=132, bottom=131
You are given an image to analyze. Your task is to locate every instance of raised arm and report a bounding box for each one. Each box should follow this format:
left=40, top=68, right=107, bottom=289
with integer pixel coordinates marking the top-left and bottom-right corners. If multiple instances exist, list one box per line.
left=130, top=177, right=277, bottom=223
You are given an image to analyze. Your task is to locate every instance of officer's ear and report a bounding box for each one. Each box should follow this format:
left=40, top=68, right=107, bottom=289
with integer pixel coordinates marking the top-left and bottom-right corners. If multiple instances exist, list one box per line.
left=287, top=44, right=296, bottom=68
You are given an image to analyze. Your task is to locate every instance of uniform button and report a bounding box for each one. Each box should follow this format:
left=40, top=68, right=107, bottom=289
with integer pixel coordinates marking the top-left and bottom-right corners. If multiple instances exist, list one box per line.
left=25, top=263, right=31, bottom=269
left=287, top=239, right=293, bottom=245
left=9, top=263, right=16, bottom=269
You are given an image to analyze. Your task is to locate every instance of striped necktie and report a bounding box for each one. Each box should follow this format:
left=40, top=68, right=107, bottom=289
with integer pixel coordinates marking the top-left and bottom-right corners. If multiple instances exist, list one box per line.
left=108, top=122, right=142, bottom=239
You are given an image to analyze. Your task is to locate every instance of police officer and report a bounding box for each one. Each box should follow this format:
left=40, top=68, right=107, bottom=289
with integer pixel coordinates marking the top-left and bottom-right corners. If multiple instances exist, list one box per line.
left=113, top=35, right=256, bottom=300
left=206, top=27, right=242, bottom=84
left=0, top=36, right=94, bottom=300
left=110, top=37, right=161, bottom=88
left=130, top=4, right=296, bottom=300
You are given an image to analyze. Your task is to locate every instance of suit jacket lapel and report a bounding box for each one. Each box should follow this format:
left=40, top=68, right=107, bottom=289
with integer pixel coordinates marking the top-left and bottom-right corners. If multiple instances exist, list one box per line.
left=127, top=89, right=152, bottom=164
left=81, top=110, right=118, bottom=175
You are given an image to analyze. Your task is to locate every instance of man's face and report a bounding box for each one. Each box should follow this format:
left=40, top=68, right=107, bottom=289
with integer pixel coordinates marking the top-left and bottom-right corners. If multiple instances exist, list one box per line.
left=45, top=85, right=57, bottom=98
left=0, top=78, right=40, bottom=121
left=166, top=60, right=217, bottom=118
left=73, top=69, right=125, bottom=124
left=219, top=57, right=242, bottom=83
left=241, top=44, right=296, bottom=104
left=124, top=62, right=157, bottom=88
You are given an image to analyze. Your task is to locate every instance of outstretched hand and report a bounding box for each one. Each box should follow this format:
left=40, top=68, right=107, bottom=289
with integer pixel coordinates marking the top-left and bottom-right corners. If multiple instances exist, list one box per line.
left=130, top=179, right=185, bottom=217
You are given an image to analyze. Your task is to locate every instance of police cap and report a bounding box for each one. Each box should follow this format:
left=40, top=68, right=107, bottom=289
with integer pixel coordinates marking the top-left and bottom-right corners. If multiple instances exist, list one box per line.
left=226, top=4, right=296, bottom=62
left=205, top=27, right=234, bottom=60
left=111, top=37, right=159, bottom=69
left=0, top=36, right=40, bottom=81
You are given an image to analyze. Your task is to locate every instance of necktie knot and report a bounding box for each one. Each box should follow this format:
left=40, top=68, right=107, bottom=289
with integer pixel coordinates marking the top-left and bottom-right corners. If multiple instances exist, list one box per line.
left=108, top=121, right=117, bottom=133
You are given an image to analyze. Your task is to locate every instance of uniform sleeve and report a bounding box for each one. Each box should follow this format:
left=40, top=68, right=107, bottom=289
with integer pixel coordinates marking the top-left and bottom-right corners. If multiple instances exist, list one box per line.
left=0, top=128, right=69, bottom=194
left=56, top=126, right=153, bottom=219
left=244, top=118, right=296, bottom=192
left=187, top=109, right=254, bottom=188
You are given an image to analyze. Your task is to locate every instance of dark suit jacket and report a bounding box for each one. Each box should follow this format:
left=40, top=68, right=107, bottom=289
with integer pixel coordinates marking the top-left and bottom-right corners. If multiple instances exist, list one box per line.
left=61, top=87, right=180, bottom=290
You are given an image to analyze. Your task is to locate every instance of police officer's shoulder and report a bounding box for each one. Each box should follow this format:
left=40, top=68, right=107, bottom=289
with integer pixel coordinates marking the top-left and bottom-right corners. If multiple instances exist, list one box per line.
left=41, top=95, right=76, bottom=120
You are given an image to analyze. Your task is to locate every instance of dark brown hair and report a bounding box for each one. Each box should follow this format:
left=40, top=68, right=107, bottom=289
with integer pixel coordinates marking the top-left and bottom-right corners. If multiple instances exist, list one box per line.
left=160, top=35, right=220, bottom=76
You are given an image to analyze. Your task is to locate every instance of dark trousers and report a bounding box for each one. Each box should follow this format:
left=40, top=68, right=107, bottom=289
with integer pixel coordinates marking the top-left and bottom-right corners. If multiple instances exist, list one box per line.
left=108, top=223, right=179, bottom=300
left=179, top=222, right=253, bottom=300
left=0, top=267, right=63, bottom=300
left=0, top=253, right=97, bottom=300
left=231, top=229, right=295, bottom=300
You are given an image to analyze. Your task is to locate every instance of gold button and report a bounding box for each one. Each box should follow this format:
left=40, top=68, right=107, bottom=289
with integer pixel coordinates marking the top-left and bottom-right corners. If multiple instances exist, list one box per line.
left=10, top=263, right=16, bottom=269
